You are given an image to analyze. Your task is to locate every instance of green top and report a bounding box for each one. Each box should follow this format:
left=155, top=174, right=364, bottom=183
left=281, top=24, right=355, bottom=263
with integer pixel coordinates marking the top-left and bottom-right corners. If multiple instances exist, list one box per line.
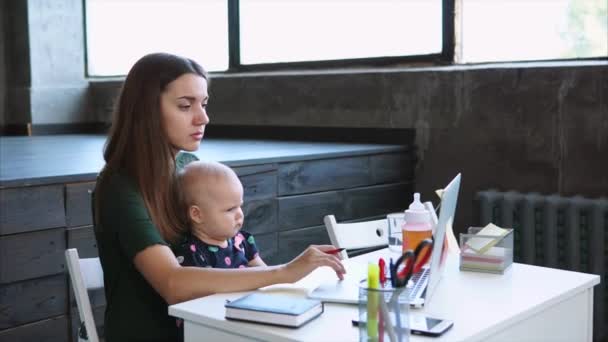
left=93, top=152, right=198, bottom=342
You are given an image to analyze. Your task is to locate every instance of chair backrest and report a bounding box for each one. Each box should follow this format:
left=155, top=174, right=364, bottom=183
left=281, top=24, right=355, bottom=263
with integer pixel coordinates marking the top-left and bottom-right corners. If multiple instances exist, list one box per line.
left=65, top=248, right=103, bottom=342
left=323, top=215, right=389, bottom=259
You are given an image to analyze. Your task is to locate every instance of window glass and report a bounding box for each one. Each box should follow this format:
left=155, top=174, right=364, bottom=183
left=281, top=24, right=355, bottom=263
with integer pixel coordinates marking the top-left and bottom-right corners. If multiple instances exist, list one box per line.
left=86, top=0, right=228, bottom=76
left=239, top=0, right=442, bottom=64
left=461, top=0, right=608, bottom=63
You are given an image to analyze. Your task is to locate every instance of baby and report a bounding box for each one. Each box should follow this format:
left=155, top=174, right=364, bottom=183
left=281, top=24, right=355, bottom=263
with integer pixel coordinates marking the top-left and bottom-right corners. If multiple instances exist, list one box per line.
left=174, top=160, right=266, bottom=268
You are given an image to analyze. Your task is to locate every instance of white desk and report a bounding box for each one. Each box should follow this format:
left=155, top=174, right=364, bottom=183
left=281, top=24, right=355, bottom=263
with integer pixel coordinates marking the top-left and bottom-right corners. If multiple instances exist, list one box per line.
left=169, top=249, right=600, bottom=342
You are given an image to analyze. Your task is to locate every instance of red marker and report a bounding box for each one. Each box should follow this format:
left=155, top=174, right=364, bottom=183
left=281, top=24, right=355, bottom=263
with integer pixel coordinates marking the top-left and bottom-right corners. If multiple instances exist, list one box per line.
left=378, top=258, right=387, bottom=285
left=324, top=248, right=345, bottom=255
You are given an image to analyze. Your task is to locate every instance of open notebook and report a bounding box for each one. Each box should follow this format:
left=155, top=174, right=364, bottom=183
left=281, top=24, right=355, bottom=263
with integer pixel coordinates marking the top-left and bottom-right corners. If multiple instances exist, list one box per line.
left=257, top=260, right=424, bottom=306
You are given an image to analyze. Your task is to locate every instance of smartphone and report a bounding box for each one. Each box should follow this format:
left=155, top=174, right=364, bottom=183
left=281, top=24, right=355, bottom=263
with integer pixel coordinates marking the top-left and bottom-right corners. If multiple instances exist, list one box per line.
left=409, top=314, right=453, bottom=337
left=352, top=314, right=453, bottom=338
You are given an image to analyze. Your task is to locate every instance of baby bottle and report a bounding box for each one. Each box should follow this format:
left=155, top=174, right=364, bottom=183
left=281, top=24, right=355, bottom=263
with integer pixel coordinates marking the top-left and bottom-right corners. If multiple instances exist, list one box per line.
left=402, top=193, right=433, bottom=252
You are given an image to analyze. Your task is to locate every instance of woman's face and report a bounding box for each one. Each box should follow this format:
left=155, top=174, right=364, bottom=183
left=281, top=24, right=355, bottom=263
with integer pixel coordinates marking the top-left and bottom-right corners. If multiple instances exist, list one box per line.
left=160, top=73, right=209, bottom=152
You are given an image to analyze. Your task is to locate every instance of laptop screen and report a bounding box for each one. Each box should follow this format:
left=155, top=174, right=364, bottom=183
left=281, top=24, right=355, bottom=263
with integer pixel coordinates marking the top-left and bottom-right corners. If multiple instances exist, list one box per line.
left=425, top=173, right=461, bottom=304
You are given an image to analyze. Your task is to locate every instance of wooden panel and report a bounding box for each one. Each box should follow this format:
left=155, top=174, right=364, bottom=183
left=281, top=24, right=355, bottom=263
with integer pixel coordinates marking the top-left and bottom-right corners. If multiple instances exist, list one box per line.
left=66, top=226, right=98, bottom=258
left=0, top=275, right=68, bottom=329
left=0, top=228, right=66, bottom=284
left=278, top=191, right=344, bottom=231
left=253, top=232, right=278, bottom=265
left=69, top=305, right=105, bottom=342
left=65, top=182, right=95, bottom=227
left=239, top=170, right=277, bottom=201
left=278, top=156, right=370, bottom=196
left=276, top=225, right=331, bottom=263
left=233, top=164, right=276, bottom=177
left=0, top=315, right=69, bottom=342
left=0, top=185, right=65, bottom=235
left=343, top=182, right=413, bottom=219
left=242, top=199, right=277, bottom=235
left=370, top=152, right=414, bottom=184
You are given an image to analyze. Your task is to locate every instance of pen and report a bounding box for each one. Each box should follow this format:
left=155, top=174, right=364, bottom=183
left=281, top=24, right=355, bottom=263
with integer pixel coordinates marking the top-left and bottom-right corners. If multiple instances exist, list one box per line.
left=324, top=248, right=345, bottom=255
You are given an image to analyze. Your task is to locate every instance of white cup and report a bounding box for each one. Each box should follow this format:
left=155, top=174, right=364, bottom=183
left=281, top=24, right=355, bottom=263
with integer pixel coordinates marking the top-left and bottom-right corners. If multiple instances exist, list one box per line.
left=387, top=212, right=405, bottom=254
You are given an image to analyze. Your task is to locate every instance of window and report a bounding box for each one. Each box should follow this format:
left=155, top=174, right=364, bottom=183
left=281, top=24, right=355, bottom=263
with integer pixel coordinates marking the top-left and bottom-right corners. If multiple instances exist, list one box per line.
left=85, top=0, right=447, bottom=76
left=85, top=0, right=228, bottom=76
left=239, top=0, right=442, bottom=65
left=84, top=0, right=606, bottom=76
left=461, top=0, right=607, bottom=63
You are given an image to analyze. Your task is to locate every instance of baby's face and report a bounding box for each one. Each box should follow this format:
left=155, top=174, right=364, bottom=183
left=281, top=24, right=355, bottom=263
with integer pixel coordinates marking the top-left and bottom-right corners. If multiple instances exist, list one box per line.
left=192, top=175, right=244, bottom=241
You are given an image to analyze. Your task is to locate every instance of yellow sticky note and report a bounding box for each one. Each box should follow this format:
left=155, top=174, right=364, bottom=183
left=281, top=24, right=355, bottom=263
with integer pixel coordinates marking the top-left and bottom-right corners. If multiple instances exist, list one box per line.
left=465, top=223, right=509, bottom=254
left=435, top=189, right=444, bottom=199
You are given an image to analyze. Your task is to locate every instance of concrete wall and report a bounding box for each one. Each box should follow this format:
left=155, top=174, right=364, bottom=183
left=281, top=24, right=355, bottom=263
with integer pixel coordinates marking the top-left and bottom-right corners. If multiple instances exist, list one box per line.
left=90, top=63, right=608, bottom=233
left=3, top=0, right=89, bottom=127
left=27, top=0, right=89, bottom=124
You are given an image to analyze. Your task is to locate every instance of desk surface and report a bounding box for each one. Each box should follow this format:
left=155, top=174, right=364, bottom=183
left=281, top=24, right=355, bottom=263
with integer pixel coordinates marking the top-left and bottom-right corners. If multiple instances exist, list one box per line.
left=169, top=249, right=600, bottom=342
left=0, top=134, right=406, bottom=187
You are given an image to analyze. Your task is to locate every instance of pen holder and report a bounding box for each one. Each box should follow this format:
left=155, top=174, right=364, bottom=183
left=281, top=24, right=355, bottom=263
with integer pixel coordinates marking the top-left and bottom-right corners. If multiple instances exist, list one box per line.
left=358, top=280, right=410, bottom=342
left=459, top=227, right=514, bottom=274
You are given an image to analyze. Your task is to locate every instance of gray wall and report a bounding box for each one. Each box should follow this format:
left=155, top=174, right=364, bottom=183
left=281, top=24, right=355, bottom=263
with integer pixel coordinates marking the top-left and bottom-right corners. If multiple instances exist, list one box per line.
left=91, top=63, right=608, bottom=234
left=3, top=0, right=89, bottom=127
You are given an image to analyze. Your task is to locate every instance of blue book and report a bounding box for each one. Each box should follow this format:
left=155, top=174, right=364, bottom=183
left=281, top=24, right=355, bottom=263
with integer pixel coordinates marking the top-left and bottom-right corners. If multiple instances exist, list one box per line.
left=225, top=293, right=324, bottom=328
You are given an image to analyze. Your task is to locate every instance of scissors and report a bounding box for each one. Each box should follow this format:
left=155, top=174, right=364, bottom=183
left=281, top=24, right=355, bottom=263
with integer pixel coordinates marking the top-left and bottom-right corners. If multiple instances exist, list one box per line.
left=389, top=238, right=434, bottom=288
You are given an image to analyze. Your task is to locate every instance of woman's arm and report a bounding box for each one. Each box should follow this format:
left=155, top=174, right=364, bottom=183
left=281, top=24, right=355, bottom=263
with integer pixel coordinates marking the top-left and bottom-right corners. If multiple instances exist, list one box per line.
left=134, top=244, right=345, bottom=305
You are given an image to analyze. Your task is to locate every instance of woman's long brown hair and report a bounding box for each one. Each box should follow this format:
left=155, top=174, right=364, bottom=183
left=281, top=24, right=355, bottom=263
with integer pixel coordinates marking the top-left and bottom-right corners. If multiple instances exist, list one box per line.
left=96, top=53, right=208, bottom=243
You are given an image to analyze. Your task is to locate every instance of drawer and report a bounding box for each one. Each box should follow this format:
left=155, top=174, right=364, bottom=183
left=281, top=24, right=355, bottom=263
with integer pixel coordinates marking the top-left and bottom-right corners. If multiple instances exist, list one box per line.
left=65, top=182, right=96, bottom=227
left=278, top=191, right=344, bottom=231
left=0, top=274, right=68, bottom=329
left=370, top=152, right=415, bottom=184
left=278, top=156, right=370, bottom=196
left=277, top=226, right=331, bottom=263
left=242, top=199, right=278, bottom=235
left=0, top=315, right=69, bottom=342
left=0, top=227, right=66, bottom=284
left=0, top=185, right=65, bottom=235
left=66, top=225, right=98, bottom=258
left=238, top=170, right=277, bottom=201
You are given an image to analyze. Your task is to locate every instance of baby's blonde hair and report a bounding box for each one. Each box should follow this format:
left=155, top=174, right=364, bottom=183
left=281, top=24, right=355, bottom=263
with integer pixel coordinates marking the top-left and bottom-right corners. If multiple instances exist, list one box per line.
left=175, top=161, right=240, bottom=230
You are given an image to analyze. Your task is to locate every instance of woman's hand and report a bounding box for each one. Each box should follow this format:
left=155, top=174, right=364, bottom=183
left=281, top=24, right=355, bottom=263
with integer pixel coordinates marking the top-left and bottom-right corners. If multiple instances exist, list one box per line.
left=282, top=245, right=346, bottom=283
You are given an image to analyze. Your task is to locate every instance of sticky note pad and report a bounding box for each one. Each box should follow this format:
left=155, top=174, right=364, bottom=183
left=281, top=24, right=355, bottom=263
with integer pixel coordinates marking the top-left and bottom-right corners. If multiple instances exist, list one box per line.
left=465, top=223, right=509, bottom=254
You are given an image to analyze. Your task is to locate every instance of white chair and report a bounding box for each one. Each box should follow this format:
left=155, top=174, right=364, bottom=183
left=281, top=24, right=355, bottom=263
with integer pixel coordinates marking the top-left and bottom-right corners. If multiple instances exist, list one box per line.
left=323, top=215, right=389, bottom=259
left=65, top=248, right=104, bottom=342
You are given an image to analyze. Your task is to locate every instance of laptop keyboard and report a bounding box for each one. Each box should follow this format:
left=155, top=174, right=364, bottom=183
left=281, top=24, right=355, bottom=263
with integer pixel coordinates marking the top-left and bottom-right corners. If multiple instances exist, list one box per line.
left=408, top=268, right=429, bottom=301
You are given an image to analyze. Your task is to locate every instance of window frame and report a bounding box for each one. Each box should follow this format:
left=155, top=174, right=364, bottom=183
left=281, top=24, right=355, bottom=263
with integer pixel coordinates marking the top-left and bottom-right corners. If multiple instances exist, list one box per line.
left=83, top=0, right=606, bottom=77
left=226, top=0, right=455, bottom=72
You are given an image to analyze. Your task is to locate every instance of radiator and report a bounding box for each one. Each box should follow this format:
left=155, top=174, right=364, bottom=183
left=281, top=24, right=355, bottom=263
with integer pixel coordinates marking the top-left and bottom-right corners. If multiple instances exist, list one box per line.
left=476, top=190, right=607, bottom=341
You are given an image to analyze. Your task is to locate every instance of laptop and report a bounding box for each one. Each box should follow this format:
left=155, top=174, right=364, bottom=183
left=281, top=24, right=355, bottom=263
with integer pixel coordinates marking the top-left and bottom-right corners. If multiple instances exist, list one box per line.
left=308, top=173, right=461, bottom=308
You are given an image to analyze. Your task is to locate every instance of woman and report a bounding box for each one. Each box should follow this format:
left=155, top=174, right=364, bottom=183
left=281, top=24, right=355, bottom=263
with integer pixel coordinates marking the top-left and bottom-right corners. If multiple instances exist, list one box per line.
left=93, top=52, right=345, bottom=341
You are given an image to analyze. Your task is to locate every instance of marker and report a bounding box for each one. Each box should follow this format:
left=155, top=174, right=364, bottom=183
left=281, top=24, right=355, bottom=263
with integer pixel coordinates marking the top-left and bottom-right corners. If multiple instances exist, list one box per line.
left=324, top=248, right=345, bottom=255
left=367, top=262, right=380, bottom=339
left=378, top=258, right=386, bottom=285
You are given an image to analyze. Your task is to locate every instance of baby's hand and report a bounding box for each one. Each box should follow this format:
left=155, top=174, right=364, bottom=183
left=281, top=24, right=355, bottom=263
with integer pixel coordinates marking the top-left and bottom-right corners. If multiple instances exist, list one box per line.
left=247, top=255, right=267, bottom=267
